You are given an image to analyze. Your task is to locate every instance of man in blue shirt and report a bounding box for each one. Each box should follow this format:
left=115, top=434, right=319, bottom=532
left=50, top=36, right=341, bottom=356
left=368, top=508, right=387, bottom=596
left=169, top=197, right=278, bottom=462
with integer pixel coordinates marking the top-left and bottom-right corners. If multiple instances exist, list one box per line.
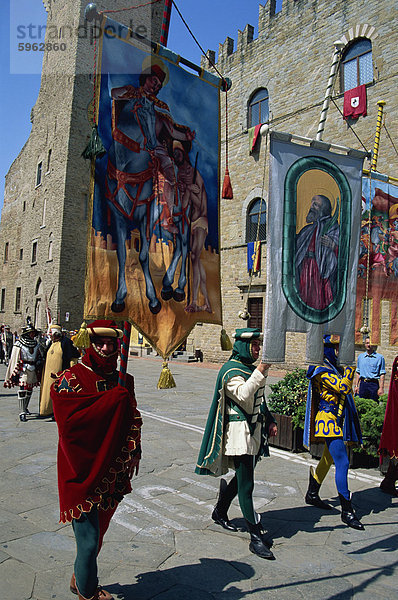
left=354, top=337, right=386, bottom=401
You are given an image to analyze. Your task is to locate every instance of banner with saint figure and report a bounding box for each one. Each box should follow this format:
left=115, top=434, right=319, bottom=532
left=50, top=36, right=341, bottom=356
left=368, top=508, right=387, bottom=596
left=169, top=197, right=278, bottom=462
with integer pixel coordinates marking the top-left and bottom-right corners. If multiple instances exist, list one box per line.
left=356, top=176, right=398, bottom=345
left=262, top=132, right=366, bottom=365
left=84, top=17, right=222, bottom=357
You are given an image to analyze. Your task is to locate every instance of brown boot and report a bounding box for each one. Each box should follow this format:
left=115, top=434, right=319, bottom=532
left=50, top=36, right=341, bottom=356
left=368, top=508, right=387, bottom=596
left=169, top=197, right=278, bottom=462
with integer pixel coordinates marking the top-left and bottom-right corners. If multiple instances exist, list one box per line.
left=380, top=460, right=398, bottom=497
left=70, top=574, right=114, bottom=600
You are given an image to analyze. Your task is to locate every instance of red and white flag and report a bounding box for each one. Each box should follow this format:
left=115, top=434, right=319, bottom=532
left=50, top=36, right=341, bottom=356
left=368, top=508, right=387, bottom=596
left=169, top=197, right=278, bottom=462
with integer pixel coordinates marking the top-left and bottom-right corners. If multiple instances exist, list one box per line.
left=343, top=85, right=367, bottom=120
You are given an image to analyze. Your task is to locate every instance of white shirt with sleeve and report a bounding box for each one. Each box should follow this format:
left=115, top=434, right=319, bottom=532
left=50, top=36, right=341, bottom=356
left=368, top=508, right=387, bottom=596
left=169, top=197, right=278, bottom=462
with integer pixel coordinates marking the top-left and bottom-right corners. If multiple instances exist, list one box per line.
left=224, top=368, right=268, bottom=456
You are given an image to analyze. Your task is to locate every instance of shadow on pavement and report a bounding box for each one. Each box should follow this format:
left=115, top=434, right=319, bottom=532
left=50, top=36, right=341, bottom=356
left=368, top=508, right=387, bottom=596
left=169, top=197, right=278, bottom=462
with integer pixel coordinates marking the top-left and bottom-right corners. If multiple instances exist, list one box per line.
left=105, top=558, right=255, bottom=599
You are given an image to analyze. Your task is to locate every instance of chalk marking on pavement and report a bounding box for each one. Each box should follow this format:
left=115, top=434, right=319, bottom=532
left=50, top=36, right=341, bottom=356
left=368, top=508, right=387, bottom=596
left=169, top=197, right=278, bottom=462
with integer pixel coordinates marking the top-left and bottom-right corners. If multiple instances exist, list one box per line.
left=140, top=410, right=204, bottom=433
left=141, top=411, right=382, bottom=484
left=113, top=504, right=143, bottom=534
left=136, top=485, right=213, bottom=515
left=123, top=496, right=188, bottom=530
left=181, top=477, right=219, bottom=492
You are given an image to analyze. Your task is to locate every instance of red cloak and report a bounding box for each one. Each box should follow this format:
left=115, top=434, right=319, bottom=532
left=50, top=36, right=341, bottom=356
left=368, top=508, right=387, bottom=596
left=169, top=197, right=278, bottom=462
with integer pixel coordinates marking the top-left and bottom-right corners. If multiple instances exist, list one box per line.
left=379, top=356, right=398, bottom=459
left=51, top=363, right=142, bottom=522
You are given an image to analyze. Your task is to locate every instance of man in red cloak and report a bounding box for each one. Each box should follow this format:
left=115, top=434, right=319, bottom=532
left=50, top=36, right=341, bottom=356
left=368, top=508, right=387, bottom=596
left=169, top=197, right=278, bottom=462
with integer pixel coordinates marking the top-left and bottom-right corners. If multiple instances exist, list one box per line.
left=51, top=320, right=142, bottom=600
left=379, top=356, right=398, bottom=497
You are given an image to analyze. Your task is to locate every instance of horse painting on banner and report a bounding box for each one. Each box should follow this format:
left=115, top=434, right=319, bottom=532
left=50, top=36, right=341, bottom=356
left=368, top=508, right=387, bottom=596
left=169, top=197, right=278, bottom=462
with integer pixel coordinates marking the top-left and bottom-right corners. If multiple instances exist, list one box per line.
left=84, top=17, right=222, bottom=357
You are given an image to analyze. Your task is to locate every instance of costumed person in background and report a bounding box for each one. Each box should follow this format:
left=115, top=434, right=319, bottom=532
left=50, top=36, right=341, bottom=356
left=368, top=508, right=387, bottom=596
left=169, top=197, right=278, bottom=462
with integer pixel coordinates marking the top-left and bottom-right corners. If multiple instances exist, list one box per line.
left=196, top=328, right=277, bottom=560
left=378, top=355, right=398, bottom=497
left=303, top=335, right=364, bottom=530
left=39, top=324, right=81, bottom=418
left=51, top=320, right=142, bottom=600
left=3, top=323, right=44, bottom=422
left=3, top=325, right=14, bottom=365
left=0, top=324, right=5, bottom=364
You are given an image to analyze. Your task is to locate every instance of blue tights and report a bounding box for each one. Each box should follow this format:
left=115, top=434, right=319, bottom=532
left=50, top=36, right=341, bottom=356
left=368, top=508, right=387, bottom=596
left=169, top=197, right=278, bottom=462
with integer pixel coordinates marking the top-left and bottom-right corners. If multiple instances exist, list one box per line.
left=326, top=438, right=350, bottom=500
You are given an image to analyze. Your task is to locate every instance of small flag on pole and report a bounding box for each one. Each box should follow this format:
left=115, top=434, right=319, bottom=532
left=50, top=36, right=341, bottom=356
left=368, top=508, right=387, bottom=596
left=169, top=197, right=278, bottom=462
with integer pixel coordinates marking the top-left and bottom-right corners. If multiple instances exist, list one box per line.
left=247, top=241, right=261, bottom=272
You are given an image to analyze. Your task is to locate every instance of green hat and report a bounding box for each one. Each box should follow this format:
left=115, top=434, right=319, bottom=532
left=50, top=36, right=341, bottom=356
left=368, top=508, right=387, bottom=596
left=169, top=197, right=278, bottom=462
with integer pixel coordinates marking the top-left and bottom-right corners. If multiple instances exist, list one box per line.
left=232, top=328, right=262, bottom=364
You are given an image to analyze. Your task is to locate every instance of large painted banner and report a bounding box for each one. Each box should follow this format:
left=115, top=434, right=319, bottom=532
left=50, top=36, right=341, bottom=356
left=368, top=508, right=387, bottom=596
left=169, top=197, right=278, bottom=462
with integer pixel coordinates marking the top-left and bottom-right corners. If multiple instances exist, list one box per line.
left=356, top=176, right=398, bottom=345
left=84, top=18, right=222, bottom=357
left=262, top=132, right=366, bottom=365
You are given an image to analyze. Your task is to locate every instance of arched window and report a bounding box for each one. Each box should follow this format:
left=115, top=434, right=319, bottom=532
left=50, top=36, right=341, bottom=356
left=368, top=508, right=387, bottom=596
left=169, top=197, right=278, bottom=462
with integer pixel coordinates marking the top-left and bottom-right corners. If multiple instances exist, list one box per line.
left=341, top=38, right=373, bottom=92
left=248, top=89, right=269, bottom=128
left=246, top=198, right=266, bottom=242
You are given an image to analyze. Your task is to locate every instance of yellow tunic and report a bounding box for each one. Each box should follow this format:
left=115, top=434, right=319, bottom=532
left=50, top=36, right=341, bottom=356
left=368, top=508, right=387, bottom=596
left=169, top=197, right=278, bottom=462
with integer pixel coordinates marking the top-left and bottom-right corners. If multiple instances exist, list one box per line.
left=39, top=342, right=63, bottom=416
left=313, top=366, right=355, bottom=439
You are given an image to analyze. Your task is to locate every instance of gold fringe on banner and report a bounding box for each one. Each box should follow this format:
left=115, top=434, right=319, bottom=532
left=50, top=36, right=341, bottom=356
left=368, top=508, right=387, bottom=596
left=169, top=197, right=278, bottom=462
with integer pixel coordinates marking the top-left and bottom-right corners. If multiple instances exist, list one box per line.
left=157, top=361, right=176, bottom=389
left=72, top=322, right=91, bottom=350
left=220, top=328, right=232, bottom=351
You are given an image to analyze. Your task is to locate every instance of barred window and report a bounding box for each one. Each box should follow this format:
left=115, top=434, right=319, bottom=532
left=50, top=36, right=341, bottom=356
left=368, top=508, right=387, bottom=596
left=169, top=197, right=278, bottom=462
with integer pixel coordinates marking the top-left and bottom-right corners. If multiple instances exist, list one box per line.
left=248, top=297, right=263, bottom=330
left=246, top=198, right=266, bottom=242
left=31, top=241, right=38, bottom=264
left=341, top=38, right=373, bottom=92
left=1, top=288, right=5, bottom=312
left=15, top=287, right=21, bottom=312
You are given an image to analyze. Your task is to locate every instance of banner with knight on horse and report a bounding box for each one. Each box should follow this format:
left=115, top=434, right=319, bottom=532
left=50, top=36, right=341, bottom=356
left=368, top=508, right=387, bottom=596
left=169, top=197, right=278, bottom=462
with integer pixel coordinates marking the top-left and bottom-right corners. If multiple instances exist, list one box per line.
left=84, top=17, right=222, bottom=357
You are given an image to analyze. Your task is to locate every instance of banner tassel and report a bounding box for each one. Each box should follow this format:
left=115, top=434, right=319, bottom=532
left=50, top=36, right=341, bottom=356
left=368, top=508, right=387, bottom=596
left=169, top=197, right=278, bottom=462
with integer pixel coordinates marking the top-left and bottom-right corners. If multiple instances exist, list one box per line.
left=72, top=322, right=91, bottom=350
left=157, top=361, right=176, bottom=389
left=82, top=125, right=106, bottom=160
left=220, top=328, right=232, bottom=351
left=222, top=167, right=233, bottom=199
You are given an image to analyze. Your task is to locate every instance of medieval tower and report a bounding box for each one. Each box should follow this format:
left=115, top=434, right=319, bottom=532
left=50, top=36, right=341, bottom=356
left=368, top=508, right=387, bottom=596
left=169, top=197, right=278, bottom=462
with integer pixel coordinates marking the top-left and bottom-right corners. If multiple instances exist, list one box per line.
left=0, top=0, right=165, bottom=332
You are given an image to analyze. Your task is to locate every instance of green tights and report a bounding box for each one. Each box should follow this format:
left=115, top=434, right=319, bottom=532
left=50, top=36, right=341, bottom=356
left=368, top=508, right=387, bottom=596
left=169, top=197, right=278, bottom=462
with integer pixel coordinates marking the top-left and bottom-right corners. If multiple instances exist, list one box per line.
left=233, top=454, right=256, bottom=524
left=72, top=507, right=99, bottom=598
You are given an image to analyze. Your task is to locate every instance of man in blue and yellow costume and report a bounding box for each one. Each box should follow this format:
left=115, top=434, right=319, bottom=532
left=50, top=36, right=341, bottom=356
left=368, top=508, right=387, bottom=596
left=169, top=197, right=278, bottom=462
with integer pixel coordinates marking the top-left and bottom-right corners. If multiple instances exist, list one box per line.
left=196, top=328, right=277, bottom=560
left=304, top=335, right=364, bottom=530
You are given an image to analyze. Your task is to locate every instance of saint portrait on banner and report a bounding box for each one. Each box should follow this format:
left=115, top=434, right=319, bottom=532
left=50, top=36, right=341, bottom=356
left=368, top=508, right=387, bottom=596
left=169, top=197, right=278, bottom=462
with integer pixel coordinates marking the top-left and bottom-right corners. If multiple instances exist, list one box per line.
left=295, top=192, right=340, bottom=310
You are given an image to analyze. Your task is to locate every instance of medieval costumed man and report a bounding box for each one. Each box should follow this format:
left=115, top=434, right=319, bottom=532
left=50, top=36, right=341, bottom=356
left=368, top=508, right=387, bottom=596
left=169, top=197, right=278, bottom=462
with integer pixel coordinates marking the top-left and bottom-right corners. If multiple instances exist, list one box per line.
left=51, top=320, right=142, bottom=600
left=303, top=335, right=364, bottom=530
left=378, top=356, right=398, bottom=497
left=4, top=323, right=44, bottom=421
left=196, top=328, right=277, bottom=560
left=39, top=324, right=80, bottom=417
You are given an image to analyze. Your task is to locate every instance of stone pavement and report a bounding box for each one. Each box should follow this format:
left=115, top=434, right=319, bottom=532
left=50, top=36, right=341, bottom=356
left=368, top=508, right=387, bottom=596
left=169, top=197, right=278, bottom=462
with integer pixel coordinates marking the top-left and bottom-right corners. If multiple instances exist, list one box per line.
left=0, top=359, right=397, bottom=600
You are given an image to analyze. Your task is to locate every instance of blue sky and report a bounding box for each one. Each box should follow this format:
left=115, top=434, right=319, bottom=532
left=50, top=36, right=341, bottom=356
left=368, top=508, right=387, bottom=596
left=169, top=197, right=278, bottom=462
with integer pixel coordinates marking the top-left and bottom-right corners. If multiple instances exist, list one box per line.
left=0, top=0, right=279, bottom=211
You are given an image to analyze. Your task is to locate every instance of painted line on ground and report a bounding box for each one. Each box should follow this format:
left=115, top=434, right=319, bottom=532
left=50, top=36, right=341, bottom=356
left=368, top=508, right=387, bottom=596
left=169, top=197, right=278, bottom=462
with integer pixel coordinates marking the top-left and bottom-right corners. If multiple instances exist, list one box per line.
left=141, top=410, right=382, bottom=484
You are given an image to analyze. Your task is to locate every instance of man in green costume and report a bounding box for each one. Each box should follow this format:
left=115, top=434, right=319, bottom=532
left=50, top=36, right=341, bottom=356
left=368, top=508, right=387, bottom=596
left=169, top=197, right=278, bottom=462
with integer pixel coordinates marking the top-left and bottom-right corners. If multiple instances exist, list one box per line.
left=195, top=328, right=277, bottom=559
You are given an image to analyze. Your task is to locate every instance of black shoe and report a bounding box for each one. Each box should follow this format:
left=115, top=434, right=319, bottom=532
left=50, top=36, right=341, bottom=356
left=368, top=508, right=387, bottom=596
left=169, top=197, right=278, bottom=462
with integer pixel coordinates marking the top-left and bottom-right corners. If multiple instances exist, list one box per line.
left=211, top=506, right=238, bottom=531
left=338, top=493, right=364, bottom=530
left=211, top=478, right=238, bottom=531
left=245, top=520, right=275, bottom=560
left=19, top=413, right=27, bottom=422
left=305, top=469, right=332, bottom=510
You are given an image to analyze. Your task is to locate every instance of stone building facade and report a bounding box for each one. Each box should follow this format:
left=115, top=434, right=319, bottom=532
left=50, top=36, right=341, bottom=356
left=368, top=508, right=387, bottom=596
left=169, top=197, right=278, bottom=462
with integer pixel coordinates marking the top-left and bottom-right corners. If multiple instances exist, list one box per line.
left=187, top=0, right=398, bottom=370
left=1, top=0, right=397, bottom=373
left=0, top=0, right=165, bottom=335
